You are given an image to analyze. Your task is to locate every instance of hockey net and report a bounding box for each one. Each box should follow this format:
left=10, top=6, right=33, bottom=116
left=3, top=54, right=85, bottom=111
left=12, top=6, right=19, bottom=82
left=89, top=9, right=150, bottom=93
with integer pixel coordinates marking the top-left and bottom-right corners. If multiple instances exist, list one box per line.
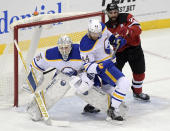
left=0, top=11, right=105, bottom=107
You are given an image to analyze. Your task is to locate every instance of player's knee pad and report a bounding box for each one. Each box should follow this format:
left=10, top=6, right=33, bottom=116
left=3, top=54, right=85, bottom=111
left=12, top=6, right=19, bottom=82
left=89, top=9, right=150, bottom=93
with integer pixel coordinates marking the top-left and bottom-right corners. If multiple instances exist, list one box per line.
left=116, top=76, right=130, bottom=94
left=76, top=87, right=109, bottom=112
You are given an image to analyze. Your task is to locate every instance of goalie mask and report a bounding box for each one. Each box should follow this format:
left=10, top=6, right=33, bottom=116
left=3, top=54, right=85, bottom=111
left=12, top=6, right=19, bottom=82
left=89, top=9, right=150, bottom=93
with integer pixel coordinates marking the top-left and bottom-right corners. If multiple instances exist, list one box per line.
left=88, top=19, right=102, bottom=40
left=58, top=35, right=72, bottom=61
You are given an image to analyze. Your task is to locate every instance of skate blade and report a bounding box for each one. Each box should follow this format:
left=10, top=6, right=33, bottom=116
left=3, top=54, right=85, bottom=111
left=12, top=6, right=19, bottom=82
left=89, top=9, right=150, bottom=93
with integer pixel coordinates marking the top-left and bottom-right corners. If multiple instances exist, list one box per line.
left=133, top=97, right=151, bottom=102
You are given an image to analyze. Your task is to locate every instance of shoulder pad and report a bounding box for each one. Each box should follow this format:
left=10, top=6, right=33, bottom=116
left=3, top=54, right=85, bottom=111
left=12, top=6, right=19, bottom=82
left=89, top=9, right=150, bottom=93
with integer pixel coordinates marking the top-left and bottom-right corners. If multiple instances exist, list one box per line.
left=68, top=44, right=81, bottom=60
left=45, top=47, right=62, bottom=60
left=80, top=35, right=96, bottom=52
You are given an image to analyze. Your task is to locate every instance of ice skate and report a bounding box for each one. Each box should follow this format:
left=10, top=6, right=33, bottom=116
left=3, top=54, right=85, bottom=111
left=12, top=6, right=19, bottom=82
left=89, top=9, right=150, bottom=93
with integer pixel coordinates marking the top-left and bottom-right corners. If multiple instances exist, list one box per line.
left=107, top=106, right=123, bottom=121
left=133, top=92, right=150, bottom=101
left=83, top=104, right=100, bottom=113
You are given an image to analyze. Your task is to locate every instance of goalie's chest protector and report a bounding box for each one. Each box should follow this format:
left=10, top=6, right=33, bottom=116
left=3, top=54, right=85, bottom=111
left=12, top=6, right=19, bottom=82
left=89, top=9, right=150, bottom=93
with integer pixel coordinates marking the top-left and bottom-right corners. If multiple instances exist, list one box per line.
left=80, top=25, right=112, bottom=63
left=45, top=44, right=83, bottom=71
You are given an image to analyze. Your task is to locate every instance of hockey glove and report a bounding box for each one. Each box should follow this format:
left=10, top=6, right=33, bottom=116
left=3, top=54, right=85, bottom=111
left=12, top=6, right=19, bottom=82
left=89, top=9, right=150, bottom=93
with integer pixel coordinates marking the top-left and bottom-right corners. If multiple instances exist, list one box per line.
left=117, top=26, right=129, bottom=37
left=111, top=36, right=126, bottom=50
left=75, top=72, right=94, bottom=94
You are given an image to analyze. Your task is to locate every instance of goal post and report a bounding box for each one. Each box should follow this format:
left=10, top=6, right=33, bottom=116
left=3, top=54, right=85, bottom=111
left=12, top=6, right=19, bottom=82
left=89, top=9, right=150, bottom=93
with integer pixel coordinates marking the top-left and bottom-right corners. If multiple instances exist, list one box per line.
left=12, top=11, right=105, bottom=107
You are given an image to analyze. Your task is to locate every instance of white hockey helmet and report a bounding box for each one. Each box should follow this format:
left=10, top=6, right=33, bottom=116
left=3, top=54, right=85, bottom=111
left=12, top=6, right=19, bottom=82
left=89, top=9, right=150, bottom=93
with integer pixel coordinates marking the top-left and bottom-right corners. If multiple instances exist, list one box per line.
left=88, top=19, right=102, bottom=39
left=58, top=35, right=72, bottom=61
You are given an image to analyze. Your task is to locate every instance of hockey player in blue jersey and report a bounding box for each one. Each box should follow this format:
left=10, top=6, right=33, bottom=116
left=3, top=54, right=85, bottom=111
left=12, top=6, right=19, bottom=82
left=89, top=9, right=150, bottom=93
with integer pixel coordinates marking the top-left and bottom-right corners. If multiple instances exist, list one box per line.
left=26, top=35, right=95, bottom=121
left=80, top=19, right=130, bottom=121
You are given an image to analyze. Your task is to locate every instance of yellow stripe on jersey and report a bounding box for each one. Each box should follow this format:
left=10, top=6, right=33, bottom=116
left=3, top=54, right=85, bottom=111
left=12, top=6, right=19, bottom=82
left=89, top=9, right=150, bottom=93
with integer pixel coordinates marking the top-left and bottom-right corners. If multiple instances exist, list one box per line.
left=32, top=61, right=42, bottom=72
left=108, top=95, right=111, bottom=108
left=96, top=55, right=112, bottom=63
left=45, top=58, right=82, bottom=62
left=69, top=59, right=82, bottom=61
left=44, top=52, right=62, bottom=61
left=102, top=26, right=107, bottom=33
left=84, top=64, right=89, bottom=71
left=105, top=69, right=117, bottom=83
left=45, top=58, right=63, bottom=61
left=113, top=92, right=125, bottom=100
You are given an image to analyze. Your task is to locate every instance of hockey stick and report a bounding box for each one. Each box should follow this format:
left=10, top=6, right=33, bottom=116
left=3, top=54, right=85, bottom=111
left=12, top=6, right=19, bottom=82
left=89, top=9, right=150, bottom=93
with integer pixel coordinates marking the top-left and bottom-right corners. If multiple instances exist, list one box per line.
left=43, top=68, right=56, bottom=75
left=112, top=39, right=120, bottom=59
left=111, top=34, right=121, bottom=59
left=14, top=40, right=51, bottom=124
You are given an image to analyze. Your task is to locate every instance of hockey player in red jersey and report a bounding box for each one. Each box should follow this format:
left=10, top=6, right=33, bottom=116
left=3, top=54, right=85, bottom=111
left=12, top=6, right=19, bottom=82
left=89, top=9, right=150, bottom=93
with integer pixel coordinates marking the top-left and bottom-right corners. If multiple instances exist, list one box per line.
left=105, top=2, right=150, bottom=101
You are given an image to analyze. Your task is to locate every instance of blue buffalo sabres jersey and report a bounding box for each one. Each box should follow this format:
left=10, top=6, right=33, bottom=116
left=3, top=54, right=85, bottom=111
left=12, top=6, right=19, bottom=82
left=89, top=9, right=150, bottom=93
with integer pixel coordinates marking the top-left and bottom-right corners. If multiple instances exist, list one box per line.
left=80, top=22, right=116, bottom=72
left=31, top=44, right=84, bottom=73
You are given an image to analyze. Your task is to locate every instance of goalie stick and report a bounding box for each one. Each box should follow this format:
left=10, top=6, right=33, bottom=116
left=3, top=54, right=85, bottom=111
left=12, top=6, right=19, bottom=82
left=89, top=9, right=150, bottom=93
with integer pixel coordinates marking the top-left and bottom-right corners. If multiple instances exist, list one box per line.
left=14, top=40, right=70, bottom=126
left=14, top=40, right=49, bottom=121
left=43, top=68, right=56, bottom=75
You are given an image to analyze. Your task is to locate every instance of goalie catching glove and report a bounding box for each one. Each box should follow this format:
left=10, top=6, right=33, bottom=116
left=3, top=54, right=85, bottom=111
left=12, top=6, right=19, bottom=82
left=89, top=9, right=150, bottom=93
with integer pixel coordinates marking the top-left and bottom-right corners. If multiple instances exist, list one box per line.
left=109, top=35, right=126, bottom=49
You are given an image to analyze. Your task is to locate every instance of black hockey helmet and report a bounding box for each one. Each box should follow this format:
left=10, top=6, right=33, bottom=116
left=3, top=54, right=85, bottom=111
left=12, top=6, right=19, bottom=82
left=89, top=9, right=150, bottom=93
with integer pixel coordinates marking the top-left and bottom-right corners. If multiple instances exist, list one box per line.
left=106, top=2, right=119, bottom=12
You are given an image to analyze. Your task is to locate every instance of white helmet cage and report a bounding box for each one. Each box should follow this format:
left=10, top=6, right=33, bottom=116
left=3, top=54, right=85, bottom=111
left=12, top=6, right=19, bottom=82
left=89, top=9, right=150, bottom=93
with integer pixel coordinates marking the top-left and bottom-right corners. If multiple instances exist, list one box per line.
left=88, top=19, right=102, bottom=37
left=58, top=35, right=72, bottom=61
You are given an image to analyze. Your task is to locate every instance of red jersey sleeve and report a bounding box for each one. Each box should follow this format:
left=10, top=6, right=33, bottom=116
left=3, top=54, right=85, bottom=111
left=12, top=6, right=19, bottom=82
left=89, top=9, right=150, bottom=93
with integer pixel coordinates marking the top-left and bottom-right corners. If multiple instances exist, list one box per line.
left=126, top=14, right=142, bottom=39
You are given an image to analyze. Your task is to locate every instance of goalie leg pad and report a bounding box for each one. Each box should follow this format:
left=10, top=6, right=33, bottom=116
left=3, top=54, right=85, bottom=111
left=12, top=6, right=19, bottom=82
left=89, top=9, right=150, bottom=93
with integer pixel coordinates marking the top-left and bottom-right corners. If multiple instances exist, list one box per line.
left=26, top=73, right=72, bottom=120
left=76, top=87, right=129, bottom=115
left=76, top=87, right=109, bottom=112
left=26, top=95, right=42, bottom=121
left=44, top=73, right=71, bottom=109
